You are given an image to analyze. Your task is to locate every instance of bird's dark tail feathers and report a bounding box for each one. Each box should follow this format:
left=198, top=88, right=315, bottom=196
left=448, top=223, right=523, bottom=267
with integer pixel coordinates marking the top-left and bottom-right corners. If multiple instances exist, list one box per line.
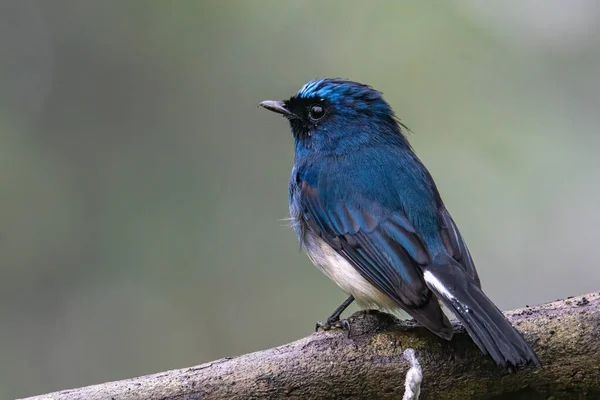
left=424, top=256, right=541, bottom=369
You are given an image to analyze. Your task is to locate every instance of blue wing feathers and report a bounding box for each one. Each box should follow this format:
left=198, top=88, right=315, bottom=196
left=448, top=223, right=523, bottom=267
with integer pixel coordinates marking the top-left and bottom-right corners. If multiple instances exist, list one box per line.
left=382, top=217, right=430, bottom=265
left=297, top=172, right=432, bottom=308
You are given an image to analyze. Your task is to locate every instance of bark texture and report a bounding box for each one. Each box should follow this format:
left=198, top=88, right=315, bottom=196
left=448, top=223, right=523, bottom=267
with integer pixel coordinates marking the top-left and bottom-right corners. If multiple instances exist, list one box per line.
left=20, top=292, right=600, bottom=400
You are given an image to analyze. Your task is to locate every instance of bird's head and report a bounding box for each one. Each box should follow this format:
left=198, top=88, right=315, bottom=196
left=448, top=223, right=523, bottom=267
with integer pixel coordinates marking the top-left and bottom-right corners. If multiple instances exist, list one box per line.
left=260, top=78, right=410, bottom=153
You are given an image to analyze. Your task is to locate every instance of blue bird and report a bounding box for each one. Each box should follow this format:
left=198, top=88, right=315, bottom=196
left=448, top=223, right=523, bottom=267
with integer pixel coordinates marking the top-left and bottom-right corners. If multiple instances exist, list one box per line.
left=260, top=78, right=540, bottom=368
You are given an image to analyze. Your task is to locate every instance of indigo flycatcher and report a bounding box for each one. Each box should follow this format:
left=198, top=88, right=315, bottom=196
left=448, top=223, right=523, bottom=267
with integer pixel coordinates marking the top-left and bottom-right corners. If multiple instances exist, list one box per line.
left=260, top=79, right=540, bottom=368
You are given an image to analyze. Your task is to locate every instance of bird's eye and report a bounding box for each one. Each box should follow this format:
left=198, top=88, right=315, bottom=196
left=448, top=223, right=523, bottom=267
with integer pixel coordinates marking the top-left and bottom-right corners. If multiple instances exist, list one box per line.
left=308, top=104, right=325, bottom=121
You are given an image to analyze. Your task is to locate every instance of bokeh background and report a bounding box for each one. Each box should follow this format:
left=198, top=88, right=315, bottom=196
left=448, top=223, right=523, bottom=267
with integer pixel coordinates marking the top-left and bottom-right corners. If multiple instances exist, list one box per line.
left=1, top=1, right=599, bottom=398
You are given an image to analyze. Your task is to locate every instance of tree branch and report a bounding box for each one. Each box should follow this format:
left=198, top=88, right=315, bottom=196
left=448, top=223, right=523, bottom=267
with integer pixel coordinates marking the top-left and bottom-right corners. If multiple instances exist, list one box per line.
left=20, top=292, right=600, bottom=400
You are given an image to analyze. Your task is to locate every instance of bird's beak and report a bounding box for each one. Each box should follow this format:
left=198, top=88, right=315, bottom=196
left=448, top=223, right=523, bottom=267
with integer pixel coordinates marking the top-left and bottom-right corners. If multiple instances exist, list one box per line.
left=259, top=100, right=295, bottom=117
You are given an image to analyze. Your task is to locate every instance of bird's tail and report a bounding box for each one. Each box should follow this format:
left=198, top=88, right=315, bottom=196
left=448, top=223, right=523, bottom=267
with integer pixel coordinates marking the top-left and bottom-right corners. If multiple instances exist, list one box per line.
left=424, top=256, right=541, bottom=369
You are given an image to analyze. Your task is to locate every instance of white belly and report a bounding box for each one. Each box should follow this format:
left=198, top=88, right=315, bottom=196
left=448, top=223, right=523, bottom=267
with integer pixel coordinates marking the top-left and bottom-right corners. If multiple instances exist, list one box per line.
left=303, top=232, right=398, bottom=310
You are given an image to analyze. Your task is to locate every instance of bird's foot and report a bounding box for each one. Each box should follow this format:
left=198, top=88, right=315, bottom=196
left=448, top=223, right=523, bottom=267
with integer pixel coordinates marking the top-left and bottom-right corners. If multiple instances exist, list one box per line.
left=315, top=317, right=351, bottom=332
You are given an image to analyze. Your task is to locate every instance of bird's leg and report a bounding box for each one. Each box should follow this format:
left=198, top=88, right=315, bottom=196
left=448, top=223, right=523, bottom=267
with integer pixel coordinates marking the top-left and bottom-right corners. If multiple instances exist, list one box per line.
left=315, top=295, right=354, bottom=332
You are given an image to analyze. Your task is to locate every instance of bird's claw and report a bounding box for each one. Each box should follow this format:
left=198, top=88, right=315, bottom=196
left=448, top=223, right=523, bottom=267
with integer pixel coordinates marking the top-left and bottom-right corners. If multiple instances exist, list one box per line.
left=315, top=317, right=351, bottom=333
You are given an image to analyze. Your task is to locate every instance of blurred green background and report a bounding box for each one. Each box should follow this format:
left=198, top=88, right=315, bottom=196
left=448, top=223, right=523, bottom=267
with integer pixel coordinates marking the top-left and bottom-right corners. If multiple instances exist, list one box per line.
left=1, top=1, right=599, bottom=398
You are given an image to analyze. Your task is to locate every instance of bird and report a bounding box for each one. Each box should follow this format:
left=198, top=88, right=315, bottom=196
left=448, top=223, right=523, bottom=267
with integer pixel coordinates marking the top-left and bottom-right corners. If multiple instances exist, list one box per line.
left=259, top=78, right=540, bottom=369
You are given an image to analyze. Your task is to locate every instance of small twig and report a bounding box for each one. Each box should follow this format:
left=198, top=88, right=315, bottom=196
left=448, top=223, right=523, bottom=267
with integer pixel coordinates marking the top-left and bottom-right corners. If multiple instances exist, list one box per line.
left=402, top=349, right=421, bottom=400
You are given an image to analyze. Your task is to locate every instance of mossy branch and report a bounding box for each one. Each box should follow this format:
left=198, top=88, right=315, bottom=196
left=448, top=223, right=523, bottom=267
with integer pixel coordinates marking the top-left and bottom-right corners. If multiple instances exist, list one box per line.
left=20, top=292, right=600, bottom=400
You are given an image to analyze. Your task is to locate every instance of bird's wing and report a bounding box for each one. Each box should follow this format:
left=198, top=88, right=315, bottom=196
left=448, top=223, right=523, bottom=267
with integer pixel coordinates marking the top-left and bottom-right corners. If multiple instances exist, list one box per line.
left=439, top=208, right=481, bottom=287
left=298, top=179, right=431, bottom=308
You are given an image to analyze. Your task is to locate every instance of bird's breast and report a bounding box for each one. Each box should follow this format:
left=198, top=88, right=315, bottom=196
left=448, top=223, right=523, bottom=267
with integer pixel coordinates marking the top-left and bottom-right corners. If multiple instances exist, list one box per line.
left=300, top=229, right=397, bottom=310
